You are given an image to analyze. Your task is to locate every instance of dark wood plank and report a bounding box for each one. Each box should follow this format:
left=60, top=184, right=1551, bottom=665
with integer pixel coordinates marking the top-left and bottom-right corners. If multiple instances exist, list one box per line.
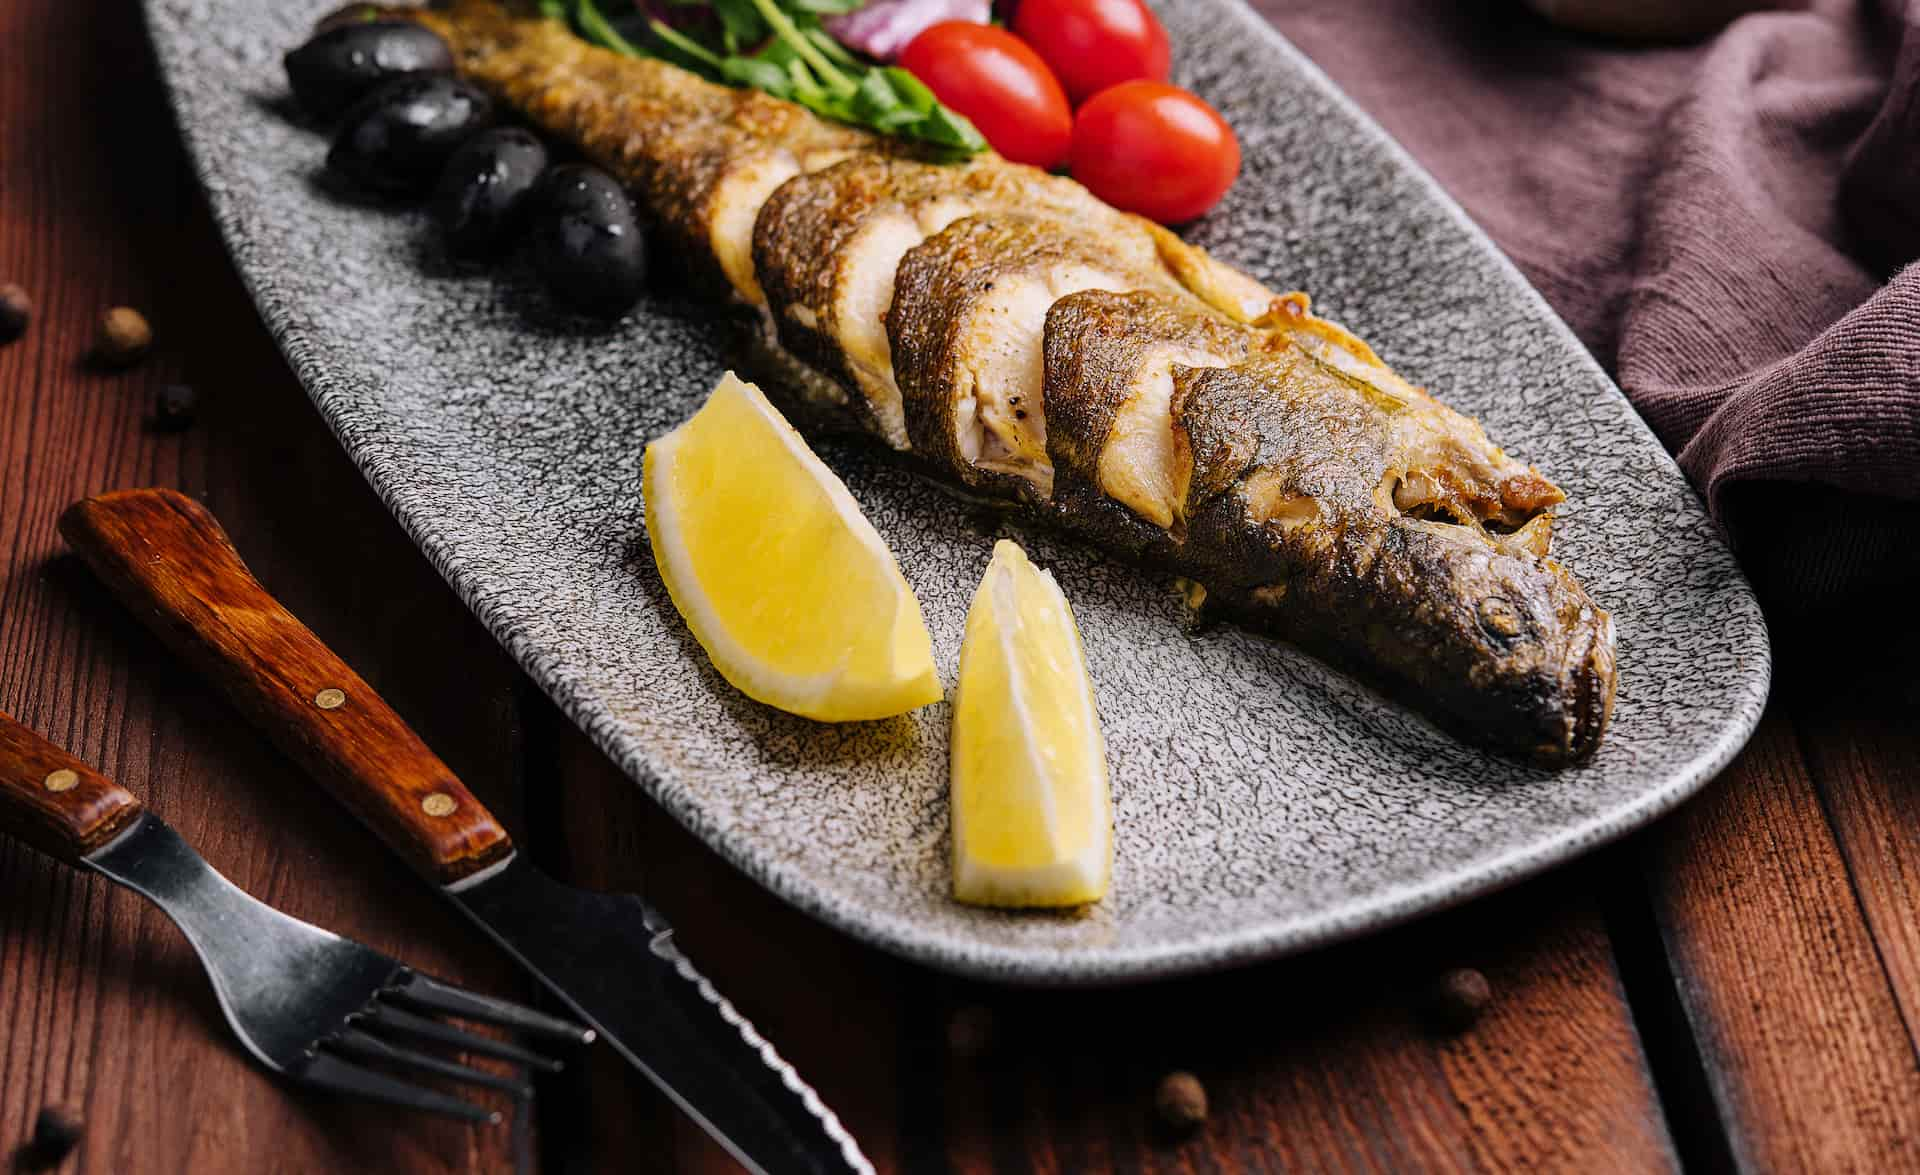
left=538, top=696, right=1677, bottom=1172
left=1644, top=703, right=1920, bottom=1171
left=1793, top=672, right=1920, bottom=1061
left=0, top=0, right=532, bottom=1167
left=11, top=1, right=1908, bottom=1171
left=934, top=877, right=1673, bottom=1172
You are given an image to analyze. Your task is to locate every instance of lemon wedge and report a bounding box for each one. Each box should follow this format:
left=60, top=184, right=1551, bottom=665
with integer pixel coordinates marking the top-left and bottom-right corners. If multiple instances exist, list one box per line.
left=643, top=372, right=941, bottom=721
left=951, top=540, right=1111, bottom=907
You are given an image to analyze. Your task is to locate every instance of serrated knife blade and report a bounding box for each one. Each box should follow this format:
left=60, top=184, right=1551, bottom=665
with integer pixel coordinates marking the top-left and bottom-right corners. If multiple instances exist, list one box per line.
left=58, top=488, right=873, bottom=1175
left=449, top=856, right=873, bottom=1174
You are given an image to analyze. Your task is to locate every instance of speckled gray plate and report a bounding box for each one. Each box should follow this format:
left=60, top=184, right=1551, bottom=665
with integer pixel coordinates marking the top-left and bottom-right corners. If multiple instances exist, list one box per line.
left=145, top=0, right=1769, bottom=984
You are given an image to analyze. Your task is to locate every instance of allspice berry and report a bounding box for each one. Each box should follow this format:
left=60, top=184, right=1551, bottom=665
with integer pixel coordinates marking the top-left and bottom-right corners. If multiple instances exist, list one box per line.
left=26, top=1102, right=83, bottom=1166
left=96, top=306, right=151, bottom=367
left=1154, top=1070, right=1208, bottom=1135
left=1423, top=967, right=1493, bottom=1033
left=0, top=282, right=30, bottom=341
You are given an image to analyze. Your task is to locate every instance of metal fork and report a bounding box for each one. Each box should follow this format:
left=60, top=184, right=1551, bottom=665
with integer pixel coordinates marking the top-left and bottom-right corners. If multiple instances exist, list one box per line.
left=0, top=709, right=593, bottom=1123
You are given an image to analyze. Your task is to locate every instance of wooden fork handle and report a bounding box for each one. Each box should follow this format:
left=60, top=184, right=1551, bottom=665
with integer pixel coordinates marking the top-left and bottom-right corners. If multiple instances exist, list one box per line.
left=59, top=489, right=513, bottom=885
left=0, top=709, right=143, bottom=864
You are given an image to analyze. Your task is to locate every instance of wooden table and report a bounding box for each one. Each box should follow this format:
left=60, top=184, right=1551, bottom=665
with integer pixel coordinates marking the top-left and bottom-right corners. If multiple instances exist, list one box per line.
left=4, top=0, right=1917, bottom=1170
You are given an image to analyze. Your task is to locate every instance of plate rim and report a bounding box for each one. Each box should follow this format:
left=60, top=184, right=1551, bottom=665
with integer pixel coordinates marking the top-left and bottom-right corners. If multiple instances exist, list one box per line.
left=142, top=0, right=1772, bottom=985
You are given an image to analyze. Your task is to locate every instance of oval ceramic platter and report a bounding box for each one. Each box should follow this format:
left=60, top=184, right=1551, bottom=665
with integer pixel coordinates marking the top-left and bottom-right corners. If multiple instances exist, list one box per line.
left=145, top=0, right=1769, bottom=984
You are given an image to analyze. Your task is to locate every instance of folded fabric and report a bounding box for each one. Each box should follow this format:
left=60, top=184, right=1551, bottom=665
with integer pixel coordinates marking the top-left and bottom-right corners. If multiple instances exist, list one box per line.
left=1264, top=0, right=1920, bottom=619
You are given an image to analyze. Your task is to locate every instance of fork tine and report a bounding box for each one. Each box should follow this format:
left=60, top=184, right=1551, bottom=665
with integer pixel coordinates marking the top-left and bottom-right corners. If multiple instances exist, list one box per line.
left=387, top=971, right=595, bottom=1044
left=299, top=1050, right=501, bottom=1124
left=332, top=1028, right=534, bottom=1098
left=365, top=1002, right=567, bottom=1072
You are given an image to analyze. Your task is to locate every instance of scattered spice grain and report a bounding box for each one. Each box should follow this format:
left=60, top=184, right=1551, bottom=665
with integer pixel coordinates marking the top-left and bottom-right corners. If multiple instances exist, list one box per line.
left=24, top=1103, right=83, bottom=1167
left=95, top=307, right=152, bottom=367
left=0, top=282, right=30, bottom=341
left=153, top=383, right=198, bottom=431
left=1154, top=1070, right=1207, bottom=1135
left=1423, top=966, right=1493, bottom=1033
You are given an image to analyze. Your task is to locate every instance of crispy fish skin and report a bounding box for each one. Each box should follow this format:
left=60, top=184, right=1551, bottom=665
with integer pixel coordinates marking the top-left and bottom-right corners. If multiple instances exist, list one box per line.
left=413, top=2, right=868, bottom=300
left=886, top=214, right=1197, bottom=499
left=1165, top=348, right=1613, bottom=758
left=1042, top=290, right=1253, bottom=529
left=751, top=154, right=963, bottom=445
left=389, top=1, right=1616, bottom=763
left=751, top=154, right=1262, bottom=446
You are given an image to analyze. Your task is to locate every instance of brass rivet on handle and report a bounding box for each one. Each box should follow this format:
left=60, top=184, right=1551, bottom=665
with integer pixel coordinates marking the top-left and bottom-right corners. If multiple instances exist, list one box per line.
left=421, top=793, right=456, bottom=818
left=314, top=688, right=346, bottom=710
left=44, top=769, right=79, bottom=793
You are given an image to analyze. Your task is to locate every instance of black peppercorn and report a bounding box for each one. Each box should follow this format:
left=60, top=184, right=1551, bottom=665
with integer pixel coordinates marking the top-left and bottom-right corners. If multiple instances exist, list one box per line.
left=25, top=1102, right=83, bottom=1166
left=153, top=384, right=198, bottom=432
left=1423, top=966, right=1492, bottom=1033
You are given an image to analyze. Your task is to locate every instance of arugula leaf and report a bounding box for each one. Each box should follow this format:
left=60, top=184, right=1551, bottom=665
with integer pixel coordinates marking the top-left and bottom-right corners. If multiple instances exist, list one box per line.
left=784, top=0, right=867, bottom=14
left=920, top=105, right=987, bottom=152
left=649, top=18, right=724, bottom=66
left=721, top=56, right=793, bottom=95
left=850, top=69, right=901, bottom=123
left=884, top=67, right=938, bottom=113
left=871, top=107, right=925, bottom=129
left=573, top=0, right=649, bottom=56
left=804, top=26, right=863, bottom=69
left=564, top=0, right=986, bottom=156
left=708, top=0, right=767, bottom=52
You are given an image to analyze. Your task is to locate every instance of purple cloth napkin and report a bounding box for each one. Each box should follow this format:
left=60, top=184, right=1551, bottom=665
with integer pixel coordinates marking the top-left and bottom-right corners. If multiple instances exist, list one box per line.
left=1259, top=0, right=1920, bottom=617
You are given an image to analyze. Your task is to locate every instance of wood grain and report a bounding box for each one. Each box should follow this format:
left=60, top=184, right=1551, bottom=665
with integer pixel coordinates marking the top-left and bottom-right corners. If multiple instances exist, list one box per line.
left=0, top=709, right=143, bottom=864
left=928, top=876, right=1674, bottom=1173
left=537, top=698, right=1678, bottom=1174
left=0, top=0, right=531, bottom=1166
left=59, top=489, right=513, bottom=885
left=6, top=0, right=1920, bottom=1169
left=1792, top=665, right=1920, bottom=1068
left=1644, top=703, right=1920, bottom=1171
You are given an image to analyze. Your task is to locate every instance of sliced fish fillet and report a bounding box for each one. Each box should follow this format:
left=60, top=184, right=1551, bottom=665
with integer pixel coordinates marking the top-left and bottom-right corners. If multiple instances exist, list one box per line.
left=391, top=0, right=1616, bottom=763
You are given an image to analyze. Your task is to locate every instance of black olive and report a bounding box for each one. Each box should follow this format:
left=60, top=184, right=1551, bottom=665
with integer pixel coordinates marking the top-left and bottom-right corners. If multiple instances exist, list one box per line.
left=284, top=21, right=453, bottom=119
left=431, top=128, right=550, bottom=258
left=530, top=165, right=648, bottom=317
left=327, top=76, right=494, bottom=196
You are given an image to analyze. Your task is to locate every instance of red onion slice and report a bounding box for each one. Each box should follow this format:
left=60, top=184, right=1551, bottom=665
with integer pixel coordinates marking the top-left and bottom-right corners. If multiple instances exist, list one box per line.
left=824, top=0, right=990, bottom=61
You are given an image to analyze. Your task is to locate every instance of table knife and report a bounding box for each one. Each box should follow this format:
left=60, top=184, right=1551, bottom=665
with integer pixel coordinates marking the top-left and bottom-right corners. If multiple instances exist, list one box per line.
left=60, top=488, right=872, bottom=1175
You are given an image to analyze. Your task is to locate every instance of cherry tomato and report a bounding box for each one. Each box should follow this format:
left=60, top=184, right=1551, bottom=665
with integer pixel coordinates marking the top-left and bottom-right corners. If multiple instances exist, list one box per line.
left=1069, top=81, right=1239, bottom=224
left=1012, top=0, right=1170, bottom=105
left=898, top=23, right=1072, bottom=170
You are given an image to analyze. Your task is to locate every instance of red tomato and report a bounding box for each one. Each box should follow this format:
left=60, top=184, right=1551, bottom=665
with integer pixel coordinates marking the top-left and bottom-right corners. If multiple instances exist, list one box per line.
left=897, top=23, right=1072, bottom=170
left=1069, top=81, right=1239, bottom=224
left=1012, top=0, right=1170, bottom=105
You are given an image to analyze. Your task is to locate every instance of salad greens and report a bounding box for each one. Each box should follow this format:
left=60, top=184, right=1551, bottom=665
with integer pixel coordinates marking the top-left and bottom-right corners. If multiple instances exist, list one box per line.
left=550, top=0, right=987, bottom=154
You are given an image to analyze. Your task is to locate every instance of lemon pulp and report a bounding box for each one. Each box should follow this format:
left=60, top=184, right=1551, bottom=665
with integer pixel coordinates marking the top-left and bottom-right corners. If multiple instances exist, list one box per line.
left=951, top=540, right=1111, bottom=907
left=643, top=372, right=941, bottom=721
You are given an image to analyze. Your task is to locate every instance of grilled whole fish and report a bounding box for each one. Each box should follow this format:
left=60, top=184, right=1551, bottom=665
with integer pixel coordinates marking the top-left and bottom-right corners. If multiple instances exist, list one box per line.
left=391, top=0, right=1617, bottom=763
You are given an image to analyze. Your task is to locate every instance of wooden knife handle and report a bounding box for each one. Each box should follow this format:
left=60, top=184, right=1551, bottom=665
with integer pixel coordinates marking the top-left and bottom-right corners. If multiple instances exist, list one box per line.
left=59, top=489, right=513, bottom=885
left=0, top=709, right=144, bottom=864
